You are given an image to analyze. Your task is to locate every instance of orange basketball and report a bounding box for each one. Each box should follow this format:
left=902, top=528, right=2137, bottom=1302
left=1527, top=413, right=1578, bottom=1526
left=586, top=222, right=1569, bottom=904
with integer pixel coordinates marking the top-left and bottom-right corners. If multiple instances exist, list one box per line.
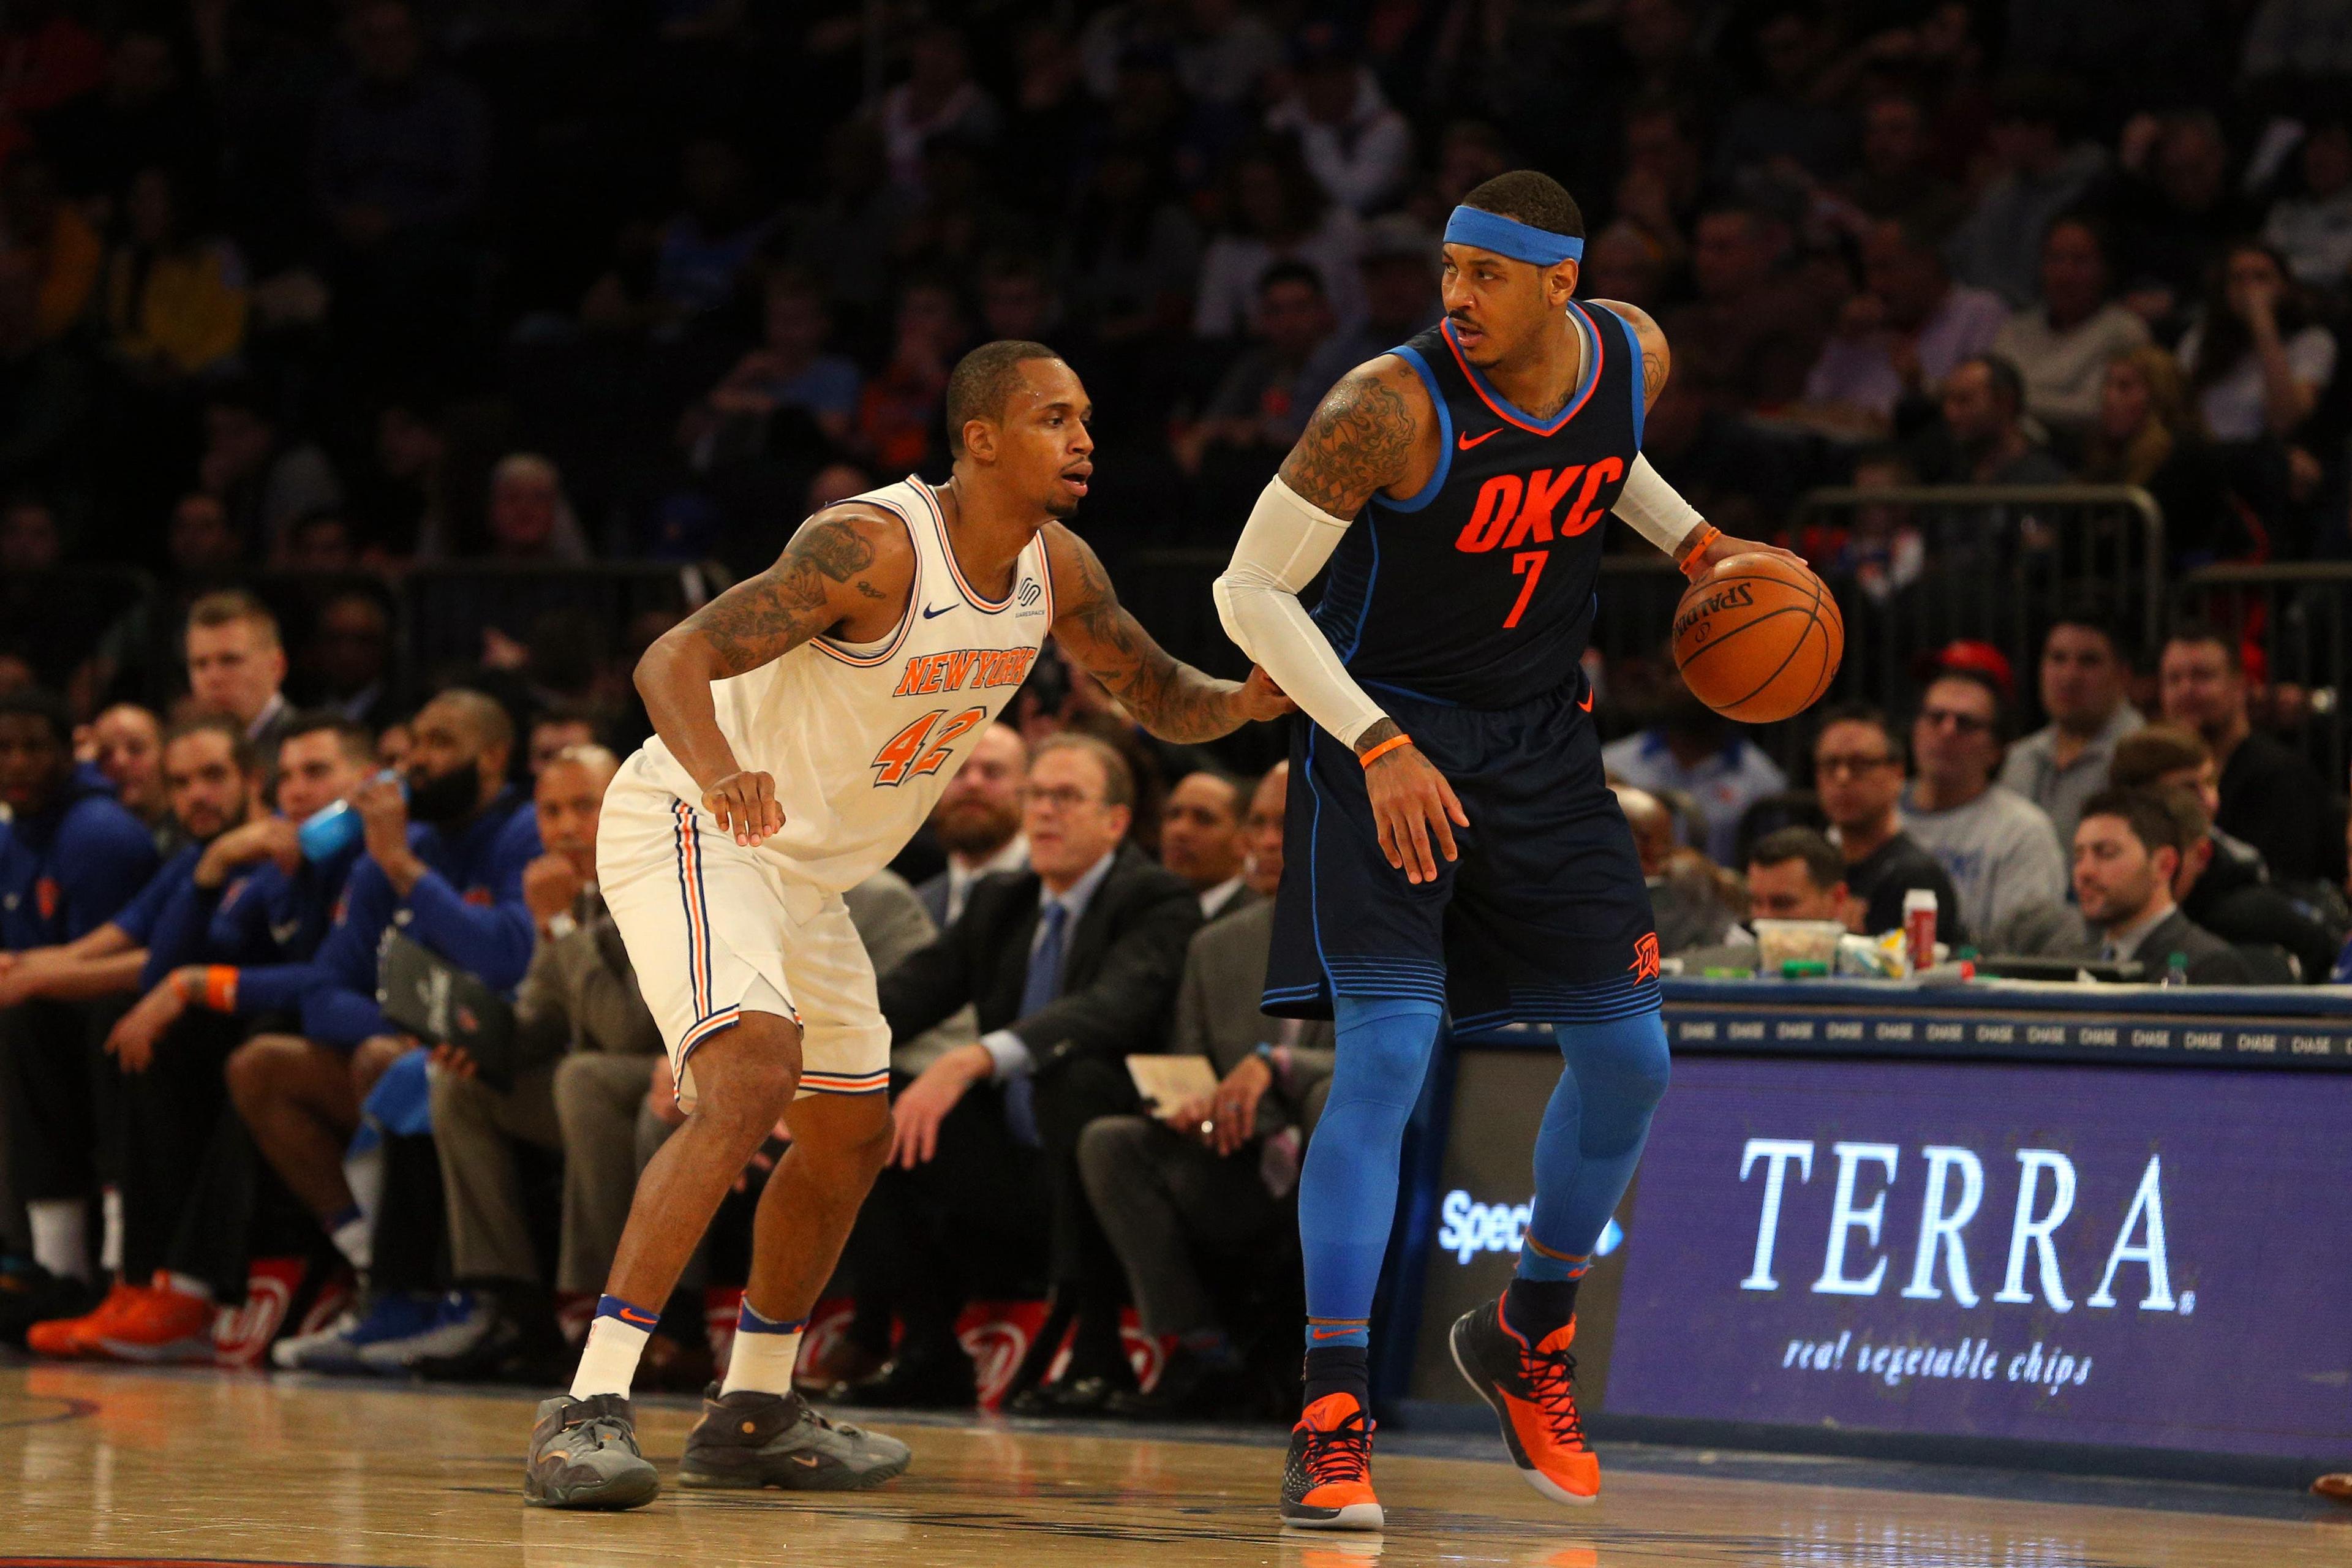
left=1671, top=552, right=1844, bottom=724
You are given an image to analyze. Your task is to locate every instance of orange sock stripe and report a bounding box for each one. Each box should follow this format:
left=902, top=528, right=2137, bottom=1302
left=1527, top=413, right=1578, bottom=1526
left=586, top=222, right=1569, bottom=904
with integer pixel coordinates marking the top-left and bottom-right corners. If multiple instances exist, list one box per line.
left=1520, top=1235, right=1588, bottom=1265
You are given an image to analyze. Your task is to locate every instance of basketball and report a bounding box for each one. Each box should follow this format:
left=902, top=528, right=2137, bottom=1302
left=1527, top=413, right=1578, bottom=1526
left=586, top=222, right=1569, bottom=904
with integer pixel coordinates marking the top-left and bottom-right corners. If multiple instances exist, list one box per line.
left=1672, top=552, right=1844, bottom=723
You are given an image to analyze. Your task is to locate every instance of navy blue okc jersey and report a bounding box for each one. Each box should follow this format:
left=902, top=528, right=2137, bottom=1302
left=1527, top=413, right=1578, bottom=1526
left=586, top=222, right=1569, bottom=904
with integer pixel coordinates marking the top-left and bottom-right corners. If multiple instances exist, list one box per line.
left=1313, top=303, right=1645, bottom=709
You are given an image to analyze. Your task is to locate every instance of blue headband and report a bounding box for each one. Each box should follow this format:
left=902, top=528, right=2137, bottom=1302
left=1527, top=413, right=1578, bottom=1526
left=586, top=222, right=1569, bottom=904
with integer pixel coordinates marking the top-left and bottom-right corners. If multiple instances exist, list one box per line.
left=1444, top=205, right=1584, bottom=266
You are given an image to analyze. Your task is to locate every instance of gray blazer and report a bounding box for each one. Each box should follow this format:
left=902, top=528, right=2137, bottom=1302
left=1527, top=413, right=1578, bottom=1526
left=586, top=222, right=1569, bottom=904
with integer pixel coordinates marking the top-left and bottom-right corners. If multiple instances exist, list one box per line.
left=1164, top=899, right=1335, bottom=1137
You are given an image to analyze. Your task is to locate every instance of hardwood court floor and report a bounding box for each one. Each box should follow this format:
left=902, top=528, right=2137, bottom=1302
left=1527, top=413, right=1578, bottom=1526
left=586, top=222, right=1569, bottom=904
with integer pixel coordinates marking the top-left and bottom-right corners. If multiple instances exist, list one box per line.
left=2, top=1363, right=2345, bottom=1567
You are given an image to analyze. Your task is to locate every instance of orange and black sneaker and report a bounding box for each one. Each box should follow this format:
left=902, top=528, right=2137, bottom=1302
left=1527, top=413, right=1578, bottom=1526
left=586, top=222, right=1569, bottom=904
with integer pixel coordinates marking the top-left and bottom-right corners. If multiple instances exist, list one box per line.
left=1279, top=1392, right=1383, bottom=1531
left=1450, top=1296, right=1600, bottom=1506
left=24, top=1278, right=138, bottom=1359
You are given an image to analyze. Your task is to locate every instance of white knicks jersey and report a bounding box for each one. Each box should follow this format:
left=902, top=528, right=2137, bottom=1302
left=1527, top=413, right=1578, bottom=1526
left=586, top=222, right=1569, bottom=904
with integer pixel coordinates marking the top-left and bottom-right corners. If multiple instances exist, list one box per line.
left=627, top=476, right=1054, bottom=891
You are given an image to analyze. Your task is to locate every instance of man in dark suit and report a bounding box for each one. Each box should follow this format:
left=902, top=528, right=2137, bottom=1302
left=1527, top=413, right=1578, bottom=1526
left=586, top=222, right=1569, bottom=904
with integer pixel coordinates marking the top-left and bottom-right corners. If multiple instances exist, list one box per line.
left=911, top=722, right=1029, bottom=930
left=840, top=733, right=1200, bottom=1409
left=2073, top=788, right=2261, bottom=984
left=1079, top=761, right=1333, bottom=1417
left=1160, top=769, right=1257, bottom=922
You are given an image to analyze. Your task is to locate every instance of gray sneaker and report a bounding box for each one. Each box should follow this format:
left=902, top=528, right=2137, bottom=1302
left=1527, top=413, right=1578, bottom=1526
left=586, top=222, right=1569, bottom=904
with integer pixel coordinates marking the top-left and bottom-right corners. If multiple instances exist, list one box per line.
left=524, top=1394, right=660, bottom=1509
left=679, top=1385, right=912, bottom=1491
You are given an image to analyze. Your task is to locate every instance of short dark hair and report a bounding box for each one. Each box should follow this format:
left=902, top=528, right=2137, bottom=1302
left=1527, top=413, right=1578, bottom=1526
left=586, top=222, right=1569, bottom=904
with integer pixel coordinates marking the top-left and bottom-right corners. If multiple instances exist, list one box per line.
left=2043, top=608, right=2133, bottom=665
left=1035, top=731, right=1136, bottom=809
left=1175, top=767, right=1247, bottom=821
left=0, top=686, right=73, bottom=745
left=1748, top=826, right=1845, bottom=892
left=1814, top=702, right=1905, bottom=769
left=1460, top=170, right=1586, bottom=241
left=279, top=710, right=376, bottom=767
left=944, top=339, right=1066, bottom=458
left=164, top=710, right=258, bottom=775
left=2079, top=786, right=2185, bottom=858
left=1256, top=259, right=1325, bottom=298
left=2162, top=616, right=2236, bottom=665
left=2109, top=722, right=2210, bottom=788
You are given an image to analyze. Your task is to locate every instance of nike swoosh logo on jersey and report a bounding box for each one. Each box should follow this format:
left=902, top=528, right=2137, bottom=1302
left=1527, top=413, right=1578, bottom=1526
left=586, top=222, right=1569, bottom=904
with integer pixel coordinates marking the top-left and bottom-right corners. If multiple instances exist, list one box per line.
left=1458, top=428, right=1500, bottom=450
left=921, top=603, right=955, bottom=619
left=1578, top=690, right=1594, bottom=712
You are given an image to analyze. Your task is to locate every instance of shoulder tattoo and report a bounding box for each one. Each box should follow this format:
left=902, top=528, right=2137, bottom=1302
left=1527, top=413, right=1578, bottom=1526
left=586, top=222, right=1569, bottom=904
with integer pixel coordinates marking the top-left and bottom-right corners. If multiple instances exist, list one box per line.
left=1278, top=369, right=1417, bottom=516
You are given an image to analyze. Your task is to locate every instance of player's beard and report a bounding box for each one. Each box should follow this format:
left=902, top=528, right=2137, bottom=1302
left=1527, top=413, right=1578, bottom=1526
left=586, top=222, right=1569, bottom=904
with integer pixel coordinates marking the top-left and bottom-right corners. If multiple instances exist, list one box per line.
left=1044, top=490, right=1082, bottom=520
left=935, top=797, right=1020, bottom=858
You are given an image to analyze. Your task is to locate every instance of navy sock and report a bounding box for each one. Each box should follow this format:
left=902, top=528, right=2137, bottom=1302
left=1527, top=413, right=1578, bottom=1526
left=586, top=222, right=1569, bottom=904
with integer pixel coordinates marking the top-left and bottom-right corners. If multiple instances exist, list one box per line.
left=1304, top=1344, right=1370, bottom=1409
left=1298, top=997, right=1443, bottom=1355
left=1504, top=1277, right=1581, bottom=1342
left=1519, top=1011, right=1670, bottom=1278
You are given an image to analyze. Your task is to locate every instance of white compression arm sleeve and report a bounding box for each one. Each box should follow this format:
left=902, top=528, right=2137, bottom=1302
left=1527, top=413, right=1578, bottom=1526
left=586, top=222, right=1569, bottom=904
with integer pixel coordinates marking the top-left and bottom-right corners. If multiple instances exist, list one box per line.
left=1213, top=478, right=1391, bottom=749
left=1610, top=453, right=1708, bottom=559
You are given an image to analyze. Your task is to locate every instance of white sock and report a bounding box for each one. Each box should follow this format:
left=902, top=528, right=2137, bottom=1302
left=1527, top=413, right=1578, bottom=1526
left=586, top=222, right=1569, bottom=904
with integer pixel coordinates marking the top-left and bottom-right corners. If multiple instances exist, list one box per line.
left=99, top=1186, right=123, bottom=1274
left=570, top=1298, right=655, bottom=1400
left=329, top=1211, right=372, bottom=1273
left=719, top=1304, right=805, bottom=1397
left=28, top=1199, right=89, bottom=1283
left=164, top=1272, right=212, bottom=1303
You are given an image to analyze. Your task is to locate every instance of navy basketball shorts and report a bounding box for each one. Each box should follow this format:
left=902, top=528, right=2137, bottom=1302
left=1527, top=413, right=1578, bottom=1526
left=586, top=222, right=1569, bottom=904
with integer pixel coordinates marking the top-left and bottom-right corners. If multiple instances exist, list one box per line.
left=1262, top=680, right=1660, bottom=1030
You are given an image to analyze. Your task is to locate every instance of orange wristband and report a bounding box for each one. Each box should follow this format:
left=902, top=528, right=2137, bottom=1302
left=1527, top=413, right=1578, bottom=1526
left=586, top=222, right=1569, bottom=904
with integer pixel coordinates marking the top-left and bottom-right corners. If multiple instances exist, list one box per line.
left=1675, top=523, right=1722, bottom=580
left=203, top=966, right=237, bottom=1013
left=1358, top=733, right=1413, bottom=768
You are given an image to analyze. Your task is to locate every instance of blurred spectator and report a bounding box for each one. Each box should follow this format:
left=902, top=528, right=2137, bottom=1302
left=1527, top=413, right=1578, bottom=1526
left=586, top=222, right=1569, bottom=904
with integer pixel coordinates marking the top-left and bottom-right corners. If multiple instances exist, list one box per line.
left=1, top=153, right=99, bottom=339
left=893, top=138, right=1023, bottom=281
left=680, top=268, right=860, bottom=467
left=1194, top=139, right=1362, bottom=340
left=2114, top=110, right=2247, bottom=315
left=974, top=252, right=1060, bottom=346
left=0, top=1, right=107, bottom=159
left=404, top=744, right=651, bottom=1378
left=1946, top=76, right=2109, bottom=307
left=85, top=701, right=167, bottom=836
left=360, top=397, right=448, bottom=558
left=100, top=165, right=246, bottom=381
left=197, top=385, right=342, bottom=563
left=875, top=23, right=1000, bottom=192
left=1177, top=0, right=1282, bottom=108
left=1611, top=100, right=1704, bottom=266
left=1240, top=761, right=1287, bottom=897
left=0, top=251, right=89, bottom=499
left=2158, top=623, right=2343, bottom=886
left=1745, top=827, right=1854, bottom=925
left=1990, top=216, right=2150, bottom=436
left=2261, top=118, right=2352, bottom=290
left=1266, top=24, right=1413, bottom=216
left=1810, top=706, right=1968, bottom=941
left=0, top=687, right=159, bottom=1288
left=185, top=590, right=292, bottom=753
left=1713, top=4, right=1855, bottom=185
left=1604, top=692, right=1790, bottom=865
left=1076, top=766, right=1332, bottom=1419
left=914, top=721, right=1029, bottom=930
left=1804, top=217, right=2007, bottom=429
left=2241, top=0, right=2352, bottom=79
left=33, top=27, right=213, bottom=206
left=2078, top=346, right=2235, bottom=564
left=1326, top=214, right=1441, bottom=364
left=282, top=513, right=360, bottom=573
left=778, top=122, right=908, bottom=317
left=1662, top=205, right=1836, bottom=412
left=1614, top=783, right=1741, bottom=956
left=805, top=461, right=874, bottom=516
left=1059, top=140, right=1204, bottom=349
left=1836, top=92, right=1964, bottom=233
left=1901, top=671, right=2070, bottom=951
left=377, top=718, right=412, bottom=771
left=1178, top=262, right=1341, bottom=486
left=1158, top=770, right=1253, bottom=920
left=856, top=734, right=1198, bottom=1411
left=2071, top=787, right=2258, bottom=981
left=1578, top=222, right=1668, bottom=317
left=1999, top=614, right=2144, bottom=848
left=1916, top=355, right=2070, bottom=484
left=433, top=452, right=590, bottom=565
left=856, top=278, right=966, bottom=476
left=302, top=592, right=396, bottom=731
left=309, top=0, right=489, bottom=251
left=655, top=137, right=773, bottom=325
left=2176, top=243, right=2335, bottom=445
left=527, top=706, right=599, bottom=779
left=995, top=24, right=1090, bottom=221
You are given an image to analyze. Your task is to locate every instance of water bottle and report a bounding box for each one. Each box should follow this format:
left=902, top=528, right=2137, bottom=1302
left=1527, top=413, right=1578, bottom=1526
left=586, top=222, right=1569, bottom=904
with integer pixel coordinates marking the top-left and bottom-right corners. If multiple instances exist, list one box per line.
left=299, top=771, right=404, bottom=863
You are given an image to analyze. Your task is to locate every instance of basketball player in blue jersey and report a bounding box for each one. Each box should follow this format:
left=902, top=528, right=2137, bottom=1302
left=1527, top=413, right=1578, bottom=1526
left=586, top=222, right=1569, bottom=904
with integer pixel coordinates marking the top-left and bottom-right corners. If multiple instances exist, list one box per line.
left=1216, top=172, right=1799, bottom=1528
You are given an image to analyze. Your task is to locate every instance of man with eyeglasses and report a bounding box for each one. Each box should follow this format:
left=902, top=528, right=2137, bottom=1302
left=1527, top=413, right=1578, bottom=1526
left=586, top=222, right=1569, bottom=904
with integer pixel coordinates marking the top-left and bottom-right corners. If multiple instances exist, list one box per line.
left=1899, top=673, right=2068, bottom=951
left=1811, top=706, right=1967, bottom=942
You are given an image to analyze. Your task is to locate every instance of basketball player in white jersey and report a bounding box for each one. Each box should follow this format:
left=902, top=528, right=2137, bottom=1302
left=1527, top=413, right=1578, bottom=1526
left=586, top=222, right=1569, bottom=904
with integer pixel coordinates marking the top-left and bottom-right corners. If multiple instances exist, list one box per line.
left=524, top=340, right=1291, bottom=1508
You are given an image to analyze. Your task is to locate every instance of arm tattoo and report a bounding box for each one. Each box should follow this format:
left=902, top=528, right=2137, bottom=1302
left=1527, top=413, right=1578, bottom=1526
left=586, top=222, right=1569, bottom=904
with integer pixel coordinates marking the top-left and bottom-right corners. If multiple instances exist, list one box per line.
left=1642, top=348, right=1667, bottom=412
left=1057, top=538, right=1242, bottom=744
left=1278, top=369, right=1416, bottom=516
left=682, top=515, right=876, bottom=676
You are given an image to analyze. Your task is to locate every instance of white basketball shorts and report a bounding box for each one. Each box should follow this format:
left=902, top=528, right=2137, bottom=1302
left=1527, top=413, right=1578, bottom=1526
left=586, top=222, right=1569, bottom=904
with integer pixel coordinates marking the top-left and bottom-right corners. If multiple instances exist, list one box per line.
left=597, top=770, right=891, bottom=1112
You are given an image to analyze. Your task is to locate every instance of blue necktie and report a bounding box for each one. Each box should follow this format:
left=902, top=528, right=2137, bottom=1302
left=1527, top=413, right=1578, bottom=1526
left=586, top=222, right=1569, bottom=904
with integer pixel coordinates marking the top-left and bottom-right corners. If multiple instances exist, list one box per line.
left=1005, top=900, right=1065, bottom=1146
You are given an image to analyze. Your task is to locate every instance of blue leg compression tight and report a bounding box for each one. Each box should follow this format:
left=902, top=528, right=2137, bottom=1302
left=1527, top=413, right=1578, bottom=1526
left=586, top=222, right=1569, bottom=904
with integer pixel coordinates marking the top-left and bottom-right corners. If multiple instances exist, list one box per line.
left=1507, top=1008, right=1671, bottom=1338
left=1298, top=997, right=1445, bottom=1373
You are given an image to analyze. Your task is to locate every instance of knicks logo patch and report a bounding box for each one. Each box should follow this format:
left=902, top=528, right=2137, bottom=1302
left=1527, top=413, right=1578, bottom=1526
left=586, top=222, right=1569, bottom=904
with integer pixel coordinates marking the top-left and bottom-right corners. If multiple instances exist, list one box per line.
left=1629, top=932, right=1661, bottom=983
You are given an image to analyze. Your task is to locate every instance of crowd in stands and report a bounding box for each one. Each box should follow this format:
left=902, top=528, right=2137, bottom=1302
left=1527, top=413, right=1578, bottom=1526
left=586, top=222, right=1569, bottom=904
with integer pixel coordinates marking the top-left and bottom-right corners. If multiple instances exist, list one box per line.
left=1, top=584, right=2346, bottom=1409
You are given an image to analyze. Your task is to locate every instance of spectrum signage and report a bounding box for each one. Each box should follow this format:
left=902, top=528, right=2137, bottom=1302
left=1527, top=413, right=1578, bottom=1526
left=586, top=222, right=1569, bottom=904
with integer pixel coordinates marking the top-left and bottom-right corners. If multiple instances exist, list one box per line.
left=1602, top=1057, right=2352, bottom=1460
